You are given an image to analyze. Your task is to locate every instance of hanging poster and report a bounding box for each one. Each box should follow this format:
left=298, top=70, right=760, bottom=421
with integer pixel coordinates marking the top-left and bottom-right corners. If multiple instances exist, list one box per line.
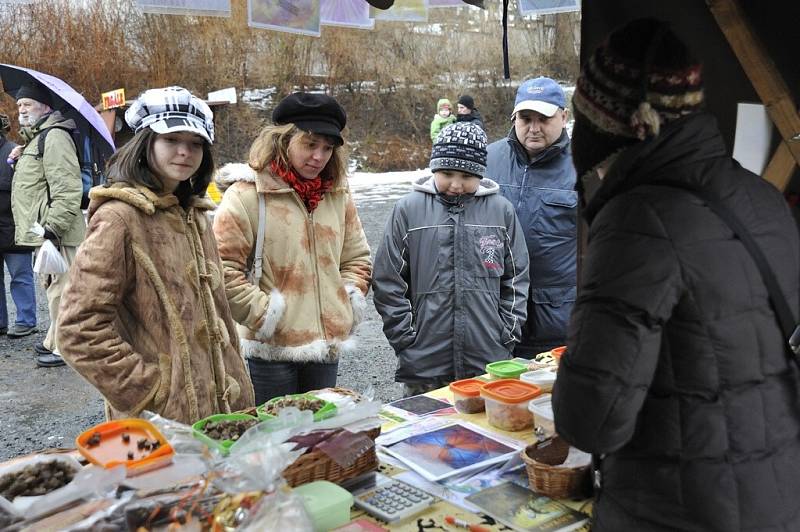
left=320, top=0, right=374, bottom=29
left=518, top=0, right=580, bottom=16
left=249, top=0, right=321, bottom=37
left=136, top=0, right=231, bottom=17
left=370, top=0, right=428, bottom=22
left=429, top=0, right=462, bottom=7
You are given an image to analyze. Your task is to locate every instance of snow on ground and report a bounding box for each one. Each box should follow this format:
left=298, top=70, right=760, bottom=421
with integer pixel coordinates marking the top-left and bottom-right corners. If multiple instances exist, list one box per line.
left=348, top=168, right=429, bottom=204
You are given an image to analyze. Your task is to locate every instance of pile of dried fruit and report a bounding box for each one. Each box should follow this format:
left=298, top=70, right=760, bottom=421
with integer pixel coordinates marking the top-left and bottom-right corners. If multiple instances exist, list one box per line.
left=201, top=419, right=256, bottom=442
left=262, top=396, right=324, bottom=416
left=0, top=460, right=77, bottom=500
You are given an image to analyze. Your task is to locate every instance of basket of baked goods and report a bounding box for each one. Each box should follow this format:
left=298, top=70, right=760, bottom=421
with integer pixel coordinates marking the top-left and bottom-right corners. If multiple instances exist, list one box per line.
left=520, top=436, right=591, bottom=499
left=232, top=387, right=381, bottom=488
left=281, top=387, right=380, bottom=487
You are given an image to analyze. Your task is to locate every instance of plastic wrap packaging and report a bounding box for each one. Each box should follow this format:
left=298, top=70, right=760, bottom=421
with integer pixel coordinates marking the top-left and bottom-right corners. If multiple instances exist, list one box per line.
left=33, top=239, right=68, bottom=275
left=143, top=410, right=208, bottom=456
left=0, top=454, right=125, bottom=522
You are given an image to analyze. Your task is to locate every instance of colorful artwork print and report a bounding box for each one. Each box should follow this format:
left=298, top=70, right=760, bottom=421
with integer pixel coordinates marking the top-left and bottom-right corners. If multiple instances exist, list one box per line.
left=249, top=0, right=321, bottom=37
left=370, top=0, right=428, bottom=22
left=320, top=0, right=374, bottom=29
left=385, top=423, right=515, bottom=480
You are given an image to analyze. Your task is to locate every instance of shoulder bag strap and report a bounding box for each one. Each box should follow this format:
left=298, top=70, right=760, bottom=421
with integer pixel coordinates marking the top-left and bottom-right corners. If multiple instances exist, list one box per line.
left=247, top=193, right=267, bottom=285
left=658, top=182, right=800, bottom=358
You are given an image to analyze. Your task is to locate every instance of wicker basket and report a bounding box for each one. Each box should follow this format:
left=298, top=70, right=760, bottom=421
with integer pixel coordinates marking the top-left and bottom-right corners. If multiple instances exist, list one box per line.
left=282, top=427, right=380, bottom=487
left=521, top=436, right=590, bottom=499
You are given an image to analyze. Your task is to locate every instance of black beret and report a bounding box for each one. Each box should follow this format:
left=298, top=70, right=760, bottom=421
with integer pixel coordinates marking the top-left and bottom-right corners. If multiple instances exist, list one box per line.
left=272, top=92, right=347, bottom=146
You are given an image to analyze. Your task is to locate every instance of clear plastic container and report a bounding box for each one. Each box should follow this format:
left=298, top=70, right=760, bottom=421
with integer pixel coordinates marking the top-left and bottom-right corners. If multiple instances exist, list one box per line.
left=449, top=378, right=486, bottom=414
left=520, top=368, right=557, bottom=393
left=485, top=359, right=527, bottom=380
left=529, top=394, right=555, bottom=435
left=480, top=379, right=541, bottom=431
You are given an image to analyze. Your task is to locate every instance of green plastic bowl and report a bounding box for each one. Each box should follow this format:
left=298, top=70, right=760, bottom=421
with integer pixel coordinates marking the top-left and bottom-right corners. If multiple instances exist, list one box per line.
left=485, top=359, right=528, bottom=380
left=256, top=393, right=337, bottom=422
left=191, top=413, right=259, bottom=455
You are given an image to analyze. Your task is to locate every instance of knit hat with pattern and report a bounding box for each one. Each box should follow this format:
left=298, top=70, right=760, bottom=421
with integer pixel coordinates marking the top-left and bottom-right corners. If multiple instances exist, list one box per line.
left=430, top=122, right=487, bottom=178
left=571, top=18, right=704, bottom=177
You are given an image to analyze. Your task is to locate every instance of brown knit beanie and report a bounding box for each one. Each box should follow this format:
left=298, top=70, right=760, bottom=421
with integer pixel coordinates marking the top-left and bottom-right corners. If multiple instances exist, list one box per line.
left=571, top=18, right=705, bottom=178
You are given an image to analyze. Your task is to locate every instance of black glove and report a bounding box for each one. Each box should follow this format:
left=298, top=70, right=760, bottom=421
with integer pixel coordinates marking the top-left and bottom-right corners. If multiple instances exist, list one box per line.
left=43, top=227, right=59, bottom=242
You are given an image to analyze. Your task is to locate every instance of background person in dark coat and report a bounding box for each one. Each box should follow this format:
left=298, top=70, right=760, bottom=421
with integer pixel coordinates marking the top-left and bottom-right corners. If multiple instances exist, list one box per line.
left=455, top=94, right=484, bottom=131
left=553, top=19, right=800, bottom=531
left=0, top=113, right=36, bottom=338
left=486, top=77, right=576, bottom=356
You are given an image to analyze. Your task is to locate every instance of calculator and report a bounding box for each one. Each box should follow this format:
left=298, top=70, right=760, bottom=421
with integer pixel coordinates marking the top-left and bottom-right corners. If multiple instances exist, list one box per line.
left=353, top=474, right=437, bottom=522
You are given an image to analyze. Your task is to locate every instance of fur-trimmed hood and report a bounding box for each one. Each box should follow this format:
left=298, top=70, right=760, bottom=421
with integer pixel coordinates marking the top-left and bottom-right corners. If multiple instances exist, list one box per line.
left=88, top=183, right=216, bottom=219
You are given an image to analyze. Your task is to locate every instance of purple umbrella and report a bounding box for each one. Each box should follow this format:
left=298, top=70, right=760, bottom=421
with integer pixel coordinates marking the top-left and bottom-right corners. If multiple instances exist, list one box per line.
left=0, top=64, right=116, bottom=157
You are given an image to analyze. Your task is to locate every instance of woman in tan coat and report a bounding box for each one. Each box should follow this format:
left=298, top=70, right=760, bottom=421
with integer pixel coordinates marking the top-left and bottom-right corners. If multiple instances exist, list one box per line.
left=57, top=87, right=254, bottom=425
left=213, top=93, right=372, bottom=405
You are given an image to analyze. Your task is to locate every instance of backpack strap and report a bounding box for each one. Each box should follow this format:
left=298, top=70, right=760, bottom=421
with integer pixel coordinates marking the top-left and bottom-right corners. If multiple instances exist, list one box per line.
left=246, top=192, right=267, bottom=285
left=35, top=125, right=74, bottom=160
left=657, top=182, right=800, bottom=359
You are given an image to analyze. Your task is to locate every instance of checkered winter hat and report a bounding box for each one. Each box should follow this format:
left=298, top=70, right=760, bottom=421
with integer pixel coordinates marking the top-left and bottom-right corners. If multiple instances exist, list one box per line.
left=430, top=122, right=487, bottom=178
left=125, top=86, right=214, bottom=144
left=571, top=18, right=704, bottom=176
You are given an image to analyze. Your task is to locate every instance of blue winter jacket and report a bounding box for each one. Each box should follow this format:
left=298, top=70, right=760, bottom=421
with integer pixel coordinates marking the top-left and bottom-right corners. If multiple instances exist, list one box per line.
left=486, top=128, right=576, bottom=354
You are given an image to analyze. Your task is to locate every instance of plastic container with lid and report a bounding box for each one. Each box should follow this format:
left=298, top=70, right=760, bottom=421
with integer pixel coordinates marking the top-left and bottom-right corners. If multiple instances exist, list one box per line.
left=485, top=359, right=527, bottom=380
left=480, top=379, right=541, bottom=431
left=293, top=480, right=353, bottom=531
left=520, top=368, right=557, bottom=393
left=449, top=378, right=486, bottom=414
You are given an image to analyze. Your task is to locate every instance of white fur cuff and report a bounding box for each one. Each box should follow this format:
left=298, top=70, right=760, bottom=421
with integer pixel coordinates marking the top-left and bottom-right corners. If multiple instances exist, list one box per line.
left=345, top=283, right=367, bottom=330
left=255, top=289, right=286, bottom=340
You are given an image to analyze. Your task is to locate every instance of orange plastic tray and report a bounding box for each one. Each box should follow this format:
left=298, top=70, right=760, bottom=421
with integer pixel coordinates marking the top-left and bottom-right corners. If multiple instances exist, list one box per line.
left=76, top=418, right=173, bottom=474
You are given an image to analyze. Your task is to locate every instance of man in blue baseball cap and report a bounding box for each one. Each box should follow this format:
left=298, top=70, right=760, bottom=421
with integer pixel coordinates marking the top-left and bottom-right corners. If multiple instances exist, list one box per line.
left=486, top=76, right=576, bottom=357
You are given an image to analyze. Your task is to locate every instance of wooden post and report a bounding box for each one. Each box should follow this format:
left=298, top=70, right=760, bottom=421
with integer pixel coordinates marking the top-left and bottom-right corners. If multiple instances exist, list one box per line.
left=708, top=0, right=800, bottom=190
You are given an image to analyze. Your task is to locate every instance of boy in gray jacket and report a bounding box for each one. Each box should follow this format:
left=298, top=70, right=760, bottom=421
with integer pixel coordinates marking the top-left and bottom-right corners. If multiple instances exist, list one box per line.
left=374, top=122, right=530, bottom=397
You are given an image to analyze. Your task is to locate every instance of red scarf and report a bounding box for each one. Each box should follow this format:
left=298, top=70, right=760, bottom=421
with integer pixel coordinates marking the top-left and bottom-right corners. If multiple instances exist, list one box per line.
left=270, top=160, right=332, bottom=212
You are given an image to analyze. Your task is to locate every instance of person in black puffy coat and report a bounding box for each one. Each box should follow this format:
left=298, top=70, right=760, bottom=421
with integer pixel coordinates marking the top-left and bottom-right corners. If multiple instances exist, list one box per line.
left=553, top=18, right=800, bottom=531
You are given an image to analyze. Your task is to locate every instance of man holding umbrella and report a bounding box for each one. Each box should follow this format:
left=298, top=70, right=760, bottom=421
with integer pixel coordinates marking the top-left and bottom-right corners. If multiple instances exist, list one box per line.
left=11, top=82, right=85, bottom=368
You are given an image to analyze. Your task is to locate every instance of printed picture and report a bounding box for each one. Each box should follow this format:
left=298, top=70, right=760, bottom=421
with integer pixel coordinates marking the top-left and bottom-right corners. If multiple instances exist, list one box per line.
left=320, top=0, right=374, bottom=29
left=382, top=422, right=517, bottom=481
left=136, top=0, right=231, bottom=16
left=518, top=0, right=581, bottom=16
left=387, top=394, right=452, bottom=416
left=370, top=0, right=428, bottom=22
left=249, top=0, right=321, bottom=37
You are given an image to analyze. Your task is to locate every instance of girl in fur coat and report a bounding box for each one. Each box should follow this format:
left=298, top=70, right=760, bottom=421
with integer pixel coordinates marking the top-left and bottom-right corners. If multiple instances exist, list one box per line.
left=213, top=92, right=372, bottom=406
left=57, top=87, right=255, bottom=424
